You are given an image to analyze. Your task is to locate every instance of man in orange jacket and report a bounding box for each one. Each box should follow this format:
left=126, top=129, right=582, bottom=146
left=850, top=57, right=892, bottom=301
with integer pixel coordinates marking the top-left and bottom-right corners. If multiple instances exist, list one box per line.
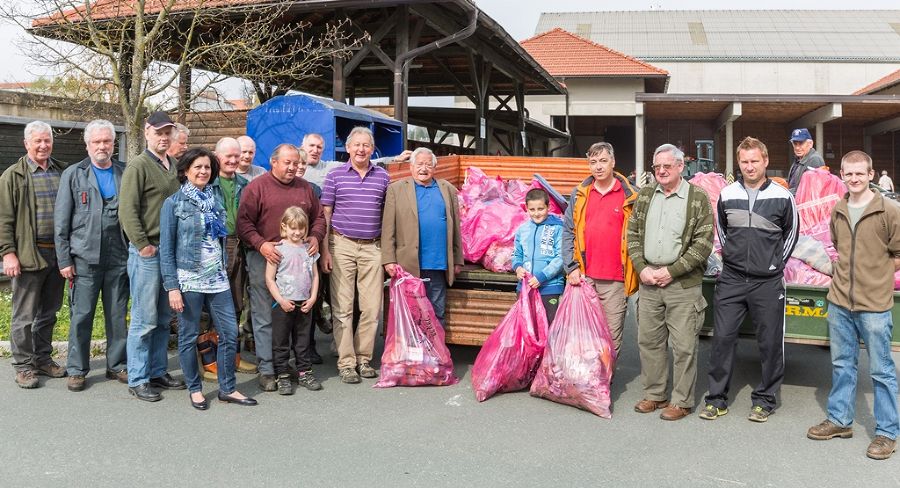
left=562, top=141, right=639, bottom=356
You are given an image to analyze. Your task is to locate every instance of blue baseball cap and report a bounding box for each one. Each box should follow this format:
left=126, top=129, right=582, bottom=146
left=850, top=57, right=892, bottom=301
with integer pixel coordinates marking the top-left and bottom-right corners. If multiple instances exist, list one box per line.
left=789, top=128, right=812, bottom=142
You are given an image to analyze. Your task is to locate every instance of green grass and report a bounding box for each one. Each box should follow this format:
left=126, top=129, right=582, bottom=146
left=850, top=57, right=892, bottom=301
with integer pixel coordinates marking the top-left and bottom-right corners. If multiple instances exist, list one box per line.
left=0, top=288, right=111, bottom=342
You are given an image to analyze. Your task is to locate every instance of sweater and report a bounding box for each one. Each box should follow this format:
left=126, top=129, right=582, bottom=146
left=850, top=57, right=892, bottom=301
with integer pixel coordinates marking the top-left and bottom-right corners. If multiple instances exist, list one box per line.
left=627, top=182, right=714, bottom=289
left=236, top=172, right=326, bottom=251
left=119, top=150, right=179, bottom=249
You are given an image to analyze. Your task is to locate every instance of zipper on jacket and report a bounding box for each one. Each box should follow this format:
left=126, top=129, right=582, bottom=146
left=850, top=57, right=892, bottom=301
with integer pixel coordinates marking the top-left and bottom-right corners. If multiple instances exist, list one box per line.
left=744, top=185, right=751, bottom=283
left=846, top=209, right=879, bottom=311
left=530, top=222, right=539, bottom=280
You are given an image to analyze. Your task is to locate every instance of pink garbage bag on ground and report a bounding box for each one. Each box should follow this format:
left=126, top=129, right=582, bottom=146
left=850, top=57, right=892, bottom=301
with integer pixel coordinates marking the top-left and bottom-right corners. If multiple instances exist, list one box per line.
left=375, top=266, right=458, bottom=388
left=481, top=239, right=515, bottom=272
left=530, top=281, right=616, bottom=418
left=471, top=283, right=548, bottom=402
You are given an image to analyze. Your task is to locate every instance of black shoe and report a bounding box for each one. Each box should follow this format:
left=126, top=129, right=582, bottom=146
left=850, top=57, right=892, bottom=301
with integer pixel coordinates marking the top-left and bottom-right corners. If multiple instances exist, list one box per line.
left=190, top=394, right=209, bottom=411
left=218, top=392, right=258, bottom=406
left=277, top=374, right=293, bottom=396
left=309, top=350, right=324, bottom=365
left=149, top=373, right=186, bottom=390
left=129, top=383, right=162, bottom=402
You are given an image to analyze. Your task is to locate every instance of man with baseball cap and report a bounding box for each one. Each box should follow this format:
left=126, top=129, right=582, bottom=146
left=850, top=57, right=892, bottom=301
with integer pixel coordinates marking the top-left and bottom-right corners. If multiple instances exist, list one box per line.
left=787, top=128, right=825, bottom=193
left=119, top=111, right=186, bottom=401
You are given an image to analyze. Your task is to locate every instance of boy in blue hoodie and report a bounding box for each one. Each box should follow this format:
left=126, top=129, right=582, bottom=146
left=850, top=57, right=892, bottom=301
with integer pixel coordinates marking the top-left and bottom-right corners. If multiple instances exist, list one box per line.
left=512, top=188, right=565, bottom=323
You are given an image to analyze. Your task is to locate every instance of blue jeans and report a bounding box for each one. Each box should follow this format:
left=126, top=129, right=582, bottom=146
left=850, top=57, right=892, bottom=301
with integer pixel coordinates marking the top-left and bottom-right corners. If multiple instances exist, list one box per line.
left=178, top=290, right=238, bottom=394
left=826, top=302, right=899, bottom=440
left=126, top=245, right=172, bottom=387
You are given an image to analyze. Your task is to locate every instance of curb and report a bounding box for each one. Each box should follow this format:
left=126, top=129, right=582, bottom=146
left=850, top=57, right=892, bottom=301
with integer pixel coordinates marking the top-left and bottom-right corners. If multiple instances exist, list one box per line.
left=0, top=340, right=108, bottom=359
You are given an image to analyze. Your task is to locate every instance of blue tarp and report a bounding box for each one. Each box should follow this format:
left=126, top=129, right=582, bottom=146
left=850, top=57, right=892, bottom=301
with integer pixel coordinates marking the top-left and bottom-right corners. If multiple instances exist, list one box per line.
left=246, top=94, right=403, bottom=169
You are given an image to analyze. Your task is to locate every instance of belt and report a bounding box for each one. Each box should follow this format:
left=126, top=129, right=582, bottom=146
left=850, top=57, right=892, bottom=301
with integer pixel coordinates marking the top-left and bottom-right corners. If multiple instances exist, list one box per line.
left=331, top=229, right=379, bottom=244
left=36, top=242, right=55, bottom=249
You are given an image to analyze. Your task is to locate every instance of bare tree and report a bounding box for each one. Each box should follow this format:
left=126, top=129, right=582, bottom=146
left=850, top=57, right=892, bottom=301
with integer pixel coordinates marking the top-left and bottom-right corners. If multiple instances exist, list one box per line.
left=1, top=0, right=365, bottom=159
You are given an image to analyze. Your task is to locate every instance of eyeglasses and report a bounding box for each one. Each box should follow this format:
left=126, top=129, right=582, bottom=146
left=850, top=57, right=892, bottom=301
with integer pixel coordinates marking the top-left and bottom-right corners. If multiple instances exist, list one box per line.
left=651, top=164, right=679, bottom=173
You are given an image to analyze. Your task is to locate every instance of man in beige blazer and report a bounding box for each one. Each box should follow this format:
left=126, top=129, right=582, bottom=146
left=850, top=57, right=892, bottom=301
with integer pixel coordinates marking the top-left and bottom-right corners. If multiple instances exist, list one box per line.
left=382, top=147, right=463, bottom=327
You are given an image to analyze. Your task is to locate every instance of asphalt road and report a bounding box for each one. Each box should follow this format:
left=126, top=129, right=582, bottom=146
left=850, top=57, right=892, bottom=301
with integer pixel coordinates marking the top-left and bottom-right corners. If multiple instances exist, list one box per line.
left=2, top=307, right=899, bottom=487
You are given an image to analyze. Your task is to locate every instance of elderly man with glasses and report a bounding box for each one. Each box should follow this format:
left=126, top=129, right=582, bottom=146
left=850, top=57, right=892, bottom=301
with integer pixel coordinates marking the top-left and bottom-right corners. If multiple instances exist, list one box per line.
left=627, top=144, right=714, bottom=421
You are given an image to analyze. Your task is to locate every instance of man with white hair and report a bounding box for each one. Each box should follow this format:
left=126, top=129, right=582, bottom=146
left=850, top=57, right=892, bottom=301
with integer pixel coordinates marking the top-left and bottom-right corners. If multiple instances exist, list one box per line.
left=211, top=137, right=256, bottom=374
left=236, top=135, right=266, bottom=182
left=878, top=170, right=894, bottom=192
left=167, top=123, right=190, bottom=160
left=627, top=143, right=714, bottom=421
left=381, top=147, right=463, bottom=327
left=0, top=120, right=67, bottom=388
left=54, top=119, right=129, bottom=391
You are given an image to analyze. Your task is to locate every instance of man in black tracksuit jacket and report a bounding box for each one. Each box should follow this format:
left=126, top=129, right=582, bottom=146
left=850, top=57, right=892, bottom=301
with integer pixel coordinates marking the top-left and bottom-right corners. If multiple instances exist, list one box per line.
left=700, top=137, right=799, bottom=422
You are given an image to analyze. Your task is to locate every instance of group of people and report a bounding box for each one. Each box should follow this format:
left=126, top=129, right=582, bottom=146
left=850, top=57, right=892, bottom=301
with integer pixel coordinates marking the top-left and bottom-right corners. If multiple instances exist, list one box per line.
left=500, top=133, right=896, bottom=460
left=1, top=114, right=896, bottom=459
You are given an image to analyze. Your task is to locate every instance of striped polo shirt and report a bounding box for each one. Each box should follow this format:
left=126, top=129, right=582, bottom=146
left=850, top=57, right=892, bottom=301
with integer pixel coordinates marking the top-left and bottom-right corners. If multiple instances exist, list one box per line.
left=320, top=162, right=390, bottom=240
left=28, top=158, right=61, bottom=244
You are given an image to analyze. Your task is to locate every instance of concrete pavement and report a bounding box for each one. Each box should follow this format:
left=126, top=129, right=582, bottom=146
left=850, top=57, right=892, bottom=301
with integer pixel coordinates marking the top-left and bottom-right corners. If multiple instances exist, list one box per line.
left=1, top=315, right=899, bottom=487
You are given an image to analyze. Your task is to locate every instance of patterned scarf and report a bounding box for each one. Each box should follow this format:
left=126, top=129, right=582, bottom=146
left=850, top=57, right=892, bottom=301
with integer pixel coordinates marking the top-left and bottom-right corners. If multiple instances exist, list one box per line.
left=181, top=182, right=228, bottom=240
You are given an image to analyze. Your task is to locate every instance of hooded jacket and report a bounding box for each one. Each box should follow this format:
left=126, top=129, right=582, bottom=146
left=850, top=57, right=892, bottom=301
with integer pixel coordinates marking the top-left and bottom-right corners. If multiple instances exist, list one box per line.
left=562, top=172, right=639, bottom=296
left=512, top=213, right=565, bottom=296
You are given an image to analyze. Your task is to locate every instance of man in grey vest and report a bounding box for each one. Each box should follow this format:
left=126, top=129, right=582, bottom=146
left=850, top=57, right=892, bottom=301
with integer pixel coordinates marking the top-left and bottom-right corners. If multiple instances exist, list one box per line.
left=55, top=119, right=129, bottom=392
left=787, top=128, right=825, bottom=193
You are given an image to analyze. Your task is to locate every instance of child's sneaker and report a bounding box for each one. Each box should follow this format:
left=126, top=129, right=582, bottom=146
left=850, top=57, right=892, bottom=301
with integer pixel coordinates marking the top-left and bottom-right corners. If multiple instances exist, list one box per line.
left=297, top=371, right=323, bottom=391
left=276, top=374, right=293, bottom=395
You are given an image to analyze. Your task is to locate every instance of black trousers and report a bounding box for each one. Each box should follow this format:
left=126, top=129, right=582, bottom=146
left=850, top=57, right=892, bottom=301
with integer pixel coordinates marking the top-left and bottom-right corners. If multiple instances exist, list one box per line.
left=271, top=303, right=313, bottom=375
left=705, top=272, right=786, bottom=411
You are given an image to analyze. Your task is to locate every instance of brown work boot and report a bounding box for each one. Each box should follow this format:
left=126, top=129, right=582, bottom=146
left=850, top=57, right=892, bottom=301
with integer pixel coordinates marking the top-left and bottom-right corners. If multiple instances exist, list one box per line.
left=67, top=375, right=86, bottom=392
left=634, top=398, right=669, bottom=413
left=35, top=361, right=66, bottom=378
left=660, top=405, right=692, bottom=421
left=866, top=436, right=896, bottom=460
left=105, top=369, right=128, bottom=383
left=15, top=369, right=39, bottom=389
left=807, top=420, right=853, bottom=440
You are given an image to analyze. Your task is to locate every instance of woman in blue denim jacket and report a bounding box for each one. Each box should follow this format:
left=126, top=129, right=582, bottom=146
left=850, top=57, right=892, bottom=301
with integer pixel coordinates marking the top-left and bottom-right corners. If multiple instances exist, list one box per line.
left=160, top=148, right=256, bottom=410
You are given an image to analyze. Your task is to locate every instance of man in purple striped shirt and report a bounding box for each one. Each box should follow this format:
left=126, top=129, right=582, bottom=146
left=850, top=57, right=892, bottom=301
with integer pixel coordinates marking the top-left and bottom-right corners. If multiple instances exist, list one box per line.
left=320, top=126, right=390, bottom=384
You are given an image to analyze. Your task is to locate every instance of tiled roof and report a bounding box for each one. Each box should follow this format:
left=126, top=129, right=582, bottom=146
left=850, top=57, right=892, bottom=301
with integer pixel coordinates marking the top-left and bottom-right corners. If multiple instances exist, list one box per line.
left=521, top=28, right=667, bottom=78
left=854, top=69, right=900, bottom=95
left=32, top=0, right=258, bottom=26
left=536, top=10, right=900, bottom=62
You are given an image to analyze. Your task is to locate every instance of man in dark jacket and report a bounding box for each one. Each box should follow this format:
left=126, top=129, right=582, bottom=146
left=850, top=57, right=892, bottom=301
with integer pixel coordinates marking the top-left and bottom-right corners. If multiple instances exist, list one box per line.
left=54, top=119, right=128, bottom=392
left=787, top=128, right=825, bottom=193
left=806, top=150, right=899, bottom=460
left=699, top=136, right=798, bottom=423
left=0, top=120, right=67, bottom=388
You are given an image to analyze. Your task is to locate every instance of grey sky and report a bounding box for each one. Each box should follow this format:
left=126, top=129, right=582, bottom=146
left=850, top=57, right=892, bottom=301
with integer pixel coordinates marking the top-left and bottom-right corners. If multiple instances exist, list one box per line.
left=0, top=1, right=896, bottom=83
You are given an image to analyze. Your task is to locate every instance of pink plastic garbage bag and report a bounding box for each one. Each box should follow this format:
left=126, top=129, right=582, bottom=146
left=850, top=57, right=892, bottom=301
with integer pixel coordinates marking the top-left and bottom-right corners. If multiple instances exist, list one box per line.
left=375, top=266, right=458, bottom=388
left=795, top=169, right=845, bottom=236
left=530, top=281, right=616, bottom=418
left=471, top=283, right=548, bottom=402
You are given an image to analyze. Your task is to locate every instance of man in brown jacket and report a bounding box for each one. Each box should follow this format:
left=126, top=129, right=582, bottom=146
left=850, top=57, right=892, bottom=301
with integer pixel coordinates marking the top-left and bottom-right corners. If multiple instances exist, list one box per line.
left=382, top=147, right=463, bottom=327
left=806, top=150, right=899, bottom=460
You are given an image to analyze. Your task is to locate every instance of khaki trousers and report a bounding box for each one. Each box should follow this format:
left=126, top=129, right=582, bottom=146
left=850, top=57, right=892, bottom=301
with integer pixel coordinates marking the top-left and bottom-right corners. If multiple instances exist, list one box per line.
left=329, top=233, right=383, bottom=370
left=587, top=279, right=627, bottom=356
left=637, top=283, right=706, bottom=408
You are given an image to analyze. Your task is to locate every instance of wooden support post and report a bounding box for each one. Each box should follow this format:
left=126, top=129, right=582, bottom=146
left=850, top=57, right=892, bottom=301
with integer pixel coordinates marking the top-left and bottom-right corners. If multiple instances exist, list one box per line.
left=393, top=5, right=410, bottom=146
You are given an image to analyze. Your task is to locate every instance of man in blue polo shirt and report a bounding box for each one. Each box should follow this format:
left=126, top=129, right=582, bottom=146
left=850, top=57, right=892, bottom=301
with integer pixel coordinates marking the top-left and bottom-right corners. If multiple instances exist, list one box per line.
left=382, top=147, right=463, bottom=327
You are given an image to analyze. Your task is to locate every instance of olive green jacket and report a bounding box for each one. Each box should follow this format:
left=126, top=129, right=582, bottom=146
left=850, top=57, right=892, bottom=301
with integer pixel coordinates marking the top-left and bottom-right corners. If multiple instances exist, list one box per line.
left=0, top=155, right=66, bottom=271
